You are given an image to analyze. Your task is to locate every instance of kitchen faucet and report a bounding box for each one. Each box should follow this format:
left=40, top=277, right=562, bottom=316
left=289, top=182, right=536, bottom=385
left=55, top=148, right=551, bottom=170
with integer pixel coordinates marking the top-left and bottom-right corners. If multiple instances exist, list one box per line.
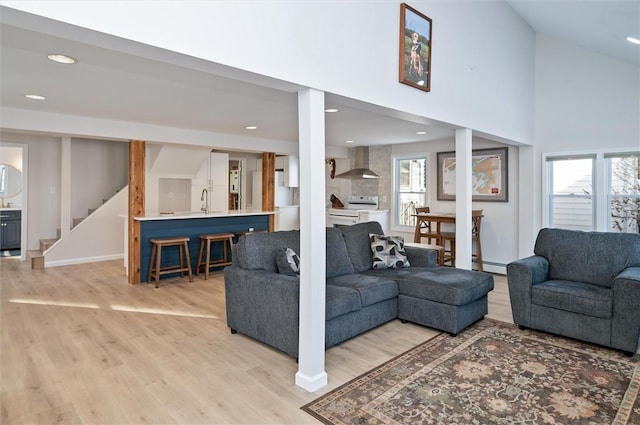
left=200, top=188, right=209, bottom=213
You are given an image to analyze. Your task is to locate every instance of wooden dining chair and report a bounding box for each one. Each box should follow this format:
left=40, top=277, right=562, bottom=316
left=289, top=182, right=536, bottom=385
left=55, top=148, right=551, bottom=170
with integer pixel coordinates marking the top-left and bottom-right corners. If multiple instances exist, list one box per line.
left=441, top=209, right=484, bottom=271
left=413, top=206, right=440, bottom=244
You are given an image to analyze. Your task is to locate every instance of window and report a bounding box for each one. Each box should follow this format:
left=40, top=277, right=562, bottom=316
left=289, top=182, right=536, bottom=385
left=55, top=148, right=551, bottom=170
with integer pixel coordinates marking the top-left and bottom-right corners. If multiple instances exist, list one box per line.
left=546, top=156, right=595, bottom=230
left=607, top=153, right=640, bottom=233
left=393, top=156, right=427, bottom=228
left=544, top=150, right=639, bottom=233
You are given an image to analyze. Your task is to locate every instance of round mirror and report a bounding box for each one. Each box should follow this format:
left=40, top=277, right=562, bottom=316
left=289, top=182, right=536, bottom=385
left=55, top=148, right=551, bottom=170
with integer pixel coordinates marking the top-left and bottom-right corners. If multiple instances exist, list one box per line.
left=0, top=164, right=23, bottom=199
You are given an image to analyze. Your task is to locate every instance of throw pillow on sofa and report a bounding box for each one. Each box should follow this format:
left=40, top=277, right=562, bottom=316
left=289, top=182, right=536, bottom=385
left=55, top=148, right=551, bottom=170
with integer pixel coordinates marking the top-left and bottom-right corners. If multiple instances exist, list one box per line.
left=369, top=234, right=410, bottom=270
left=276, top=246, right=300, bottom=276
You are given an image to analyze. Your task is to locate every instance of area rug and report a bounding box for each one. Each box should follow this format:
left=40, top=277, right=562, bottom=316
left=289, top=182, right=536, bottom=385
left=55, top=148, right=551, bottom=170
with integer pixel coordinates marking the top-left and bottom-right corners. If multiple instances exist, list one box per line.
left=302, top=319, right=640, bottom=425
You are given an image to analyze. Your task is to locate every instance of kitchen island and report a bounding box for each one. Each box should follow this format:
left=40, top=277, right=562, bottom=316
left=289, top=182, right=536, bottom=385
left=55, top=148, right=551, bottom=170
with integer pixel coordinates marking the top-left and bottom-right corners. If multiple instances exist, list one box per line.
left=129, top=210, right=275, bottom=282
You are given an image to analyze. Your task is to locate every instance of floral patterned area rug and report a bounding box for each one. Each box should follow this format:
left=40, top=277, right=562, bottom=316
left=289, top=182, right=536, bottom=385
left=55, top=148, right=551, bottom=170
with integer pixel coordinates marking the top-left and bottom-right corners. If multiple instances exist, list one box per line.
left=302, top=319, right=640, bottom=425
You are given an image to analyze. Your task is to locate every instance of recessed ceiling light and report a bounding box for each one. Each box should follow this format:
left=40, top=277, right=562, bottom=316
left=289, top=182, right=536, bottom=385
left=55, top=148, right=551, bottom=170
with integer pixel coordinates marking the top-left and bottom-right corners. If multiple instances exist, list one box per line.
left=245, top=126, right=257, bottom=130
left=344, top=140, right=355, bottom=144
left=416, top=131, right=427, bottom=135
left=325, top=108, right=339, bottom=113
left=626, top=36, right=640, bottom=45
left=47, top=54, right=77, bottom=64
left=25, top=94, right=46, bottom=100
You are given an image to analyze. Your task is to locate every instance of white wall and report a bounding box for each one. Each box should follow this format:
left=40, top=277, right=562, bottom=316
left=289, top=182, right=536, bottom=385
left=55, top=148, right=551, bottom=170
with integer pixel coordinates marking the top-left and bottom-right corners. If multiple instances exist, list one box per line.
left=0, top=132, right=62, bottom=249
left=535, top=35, right=639, bottom=152
left=71, top=138, right=128, bottom=220
left=45, top=186, right=127, bottom=266
left=0, top=145, right=24, bottom=208
left=3, top=1, right=536, bottom=145
left=389, top=138, right=519, bottom=268
left=519, top=35, right=640, bottom=254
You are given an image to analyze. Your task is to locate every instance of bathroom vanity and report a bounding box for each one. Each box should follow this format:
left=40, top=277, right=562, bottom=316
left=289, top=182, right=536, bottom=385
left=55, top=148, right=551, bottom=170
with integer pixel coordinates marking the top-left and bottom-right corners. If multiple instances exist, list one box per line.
left=0, top=209, right=21, bottom=251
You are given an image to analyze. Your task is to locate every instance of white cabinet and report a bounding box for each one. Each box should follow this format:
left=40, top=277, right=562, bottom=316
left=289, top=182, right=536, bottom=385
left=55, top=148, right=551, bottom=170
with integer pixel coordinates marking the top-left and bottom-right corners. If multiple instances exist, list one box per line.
left=252, top=171, right=262, bottom=210
left=209, top=152, right=229, bottom=211
left=275, top=206, right=299, bottom=231
left=274, top=155, right=299, bottom=187
left=359, top=210, right=389, bottom=234
left=275, top=156, right=285, bottom=170
left=284, top=155, right=299, bottom=187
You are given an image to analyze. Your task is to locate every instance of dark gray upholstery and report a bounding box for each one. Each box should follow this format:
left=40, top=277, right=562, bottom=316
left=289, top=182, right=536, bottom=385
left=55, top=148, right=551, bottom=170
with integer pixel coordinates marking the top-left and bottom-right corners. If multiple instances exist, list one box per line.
left=508, top=228, right=640, bottom=354
left=225, top=222, right=493, bottom=357
left=534, top=228, right=640, bottom=287
left=338, top=221, right=385, bottom=272
left=326, top=227, right=355, bottom=278
left=370, top=267, right=494, bottom=305
left=327, top=274, right=399, bottom=307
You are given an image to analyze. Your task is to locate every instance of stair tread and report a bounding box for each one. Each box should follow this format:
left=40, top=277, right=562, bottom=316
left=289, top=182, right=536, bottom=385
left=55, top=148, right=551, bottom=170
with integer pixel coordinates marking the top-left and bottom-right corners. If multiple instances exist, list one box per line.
left=27, top=250, right=43, bottom=258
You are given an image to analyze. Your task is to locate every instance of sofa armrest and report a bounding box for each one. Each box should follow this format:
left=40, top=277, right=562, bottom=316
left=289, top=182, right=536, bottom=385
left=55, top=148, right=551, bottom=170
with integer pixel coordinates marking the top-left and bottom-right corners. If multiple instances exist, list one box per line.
left=404, top=246, right=438, bottom=268
left=224, top=265, right=301, bottom=357
left=612, top=267, right=640, bottom=353
left=506, top=255, right=549, bottom=326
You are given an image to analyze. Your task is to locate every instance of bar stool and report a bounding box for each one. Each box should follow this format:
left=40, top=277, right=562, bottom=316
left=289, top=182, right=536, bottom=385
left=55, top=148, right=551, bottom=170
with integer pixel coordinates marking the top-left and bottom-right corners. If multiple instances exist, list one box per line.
left=196, top=233, right=235, bottom=279
left=148, top=237, right=193, bottom=288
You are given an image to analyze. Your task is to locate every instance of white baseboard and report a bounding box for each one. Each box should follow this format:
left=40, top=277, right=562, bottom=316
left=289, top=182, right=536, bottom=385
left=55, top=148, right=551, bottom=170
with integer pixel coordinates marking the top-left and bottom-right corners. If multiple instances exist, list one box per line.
left=295, top=370, right=328, bottom=392
left=45, top=254, right=123, bottom=268
left=478, top=261, right=506, bottom=275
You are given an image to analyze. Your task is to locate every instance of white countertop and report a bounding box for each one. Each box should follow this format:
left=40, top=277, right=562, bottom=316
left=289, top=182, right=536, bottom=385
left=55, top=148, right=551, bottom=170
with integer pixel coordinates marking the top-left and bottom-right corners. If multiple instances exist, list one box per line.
left=0, top=208, right=22, bottom=211
left=131, top=209, right=277, bottom=221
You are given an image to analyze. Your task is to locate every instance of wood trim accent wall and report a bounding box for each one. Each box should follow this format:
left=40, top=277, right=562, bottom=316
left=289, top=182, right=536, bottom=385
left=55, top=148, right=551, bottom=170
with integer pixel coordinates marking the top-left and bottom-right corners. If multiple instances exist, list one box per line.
left=128, top=140, right=145, bottom=284
left=262, top=152, right=275, bottom=231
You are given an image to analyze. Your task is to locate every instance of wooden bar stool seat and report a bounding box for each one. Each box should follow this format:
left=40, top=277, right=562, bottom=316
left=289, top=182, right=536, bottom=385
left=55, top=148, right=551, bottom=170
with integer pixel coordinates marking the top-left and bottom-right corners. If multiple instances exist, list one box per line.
left=196, top=233, right=235, bottom=279
left=148, top=237, right=193, bottom=288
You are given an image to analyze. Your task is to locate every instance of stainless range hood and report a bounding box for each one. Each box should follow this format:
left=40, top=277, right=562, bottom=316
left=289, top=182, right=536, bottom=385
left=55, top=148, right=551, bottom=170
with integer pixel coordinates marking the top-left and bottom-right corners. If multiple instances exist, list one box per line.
left=335, top=146, right=379, bottom=179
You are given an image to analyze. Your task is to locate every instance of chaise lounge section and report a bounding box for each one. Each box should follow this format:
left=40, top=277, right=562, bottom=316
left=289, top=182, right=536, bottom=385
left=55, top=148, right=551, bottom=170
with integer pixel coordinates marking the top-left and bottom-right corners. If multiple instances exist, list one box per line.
left=224, top=221, right=494, bottom=358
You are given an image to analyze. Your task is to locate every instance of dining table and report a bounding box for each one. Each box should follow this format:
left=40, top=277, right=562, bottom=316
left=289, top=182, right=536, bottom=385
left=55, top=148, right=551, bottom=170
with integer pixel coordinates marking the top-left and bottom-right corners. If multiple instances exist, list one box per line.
left=412, top=212, right=456, bottom=243
left=412, top=211, right=485, bottom=271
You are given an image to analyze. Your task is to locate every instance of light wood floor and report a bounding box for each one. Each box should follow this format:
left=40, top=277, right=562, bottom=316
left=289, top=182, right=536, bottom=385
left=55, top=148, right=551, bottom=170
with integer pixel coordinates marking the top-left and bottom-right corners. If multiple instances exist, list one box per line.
left=0, top=257, right=513, bottom=424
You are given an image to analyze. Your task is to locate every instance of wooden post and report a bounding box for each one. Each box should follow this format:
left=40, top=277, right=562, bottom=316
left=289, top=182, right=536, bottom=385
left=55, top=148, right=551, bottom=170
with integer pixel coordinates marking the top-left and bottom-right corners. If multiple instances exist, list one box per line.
left=262, top=152, right=275, bottom=231
left=128, top=140, right=145, bottom=284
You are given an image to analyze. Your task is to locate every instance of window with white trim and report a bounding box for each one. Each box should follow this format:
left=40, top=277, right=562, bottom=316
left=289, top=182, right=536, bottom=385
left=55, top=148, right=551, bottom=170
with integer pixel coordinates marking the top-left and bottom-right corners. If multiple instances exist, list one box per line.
left=546, top=155, right=595, bottom=231
left=607, top=153, right=640, bottom=233
left=544, top=151, right=639, bottom=233
left=393, top=156, right=427, bottom=229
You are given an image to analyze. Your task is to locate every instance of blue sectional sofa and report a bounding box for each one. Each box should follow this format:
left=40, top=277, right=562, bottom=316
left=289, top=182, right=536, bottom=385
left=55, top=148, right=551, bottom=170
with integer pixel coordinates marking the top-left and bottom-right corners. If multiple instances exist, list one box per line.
left=224, top=221, right=494, bottom=358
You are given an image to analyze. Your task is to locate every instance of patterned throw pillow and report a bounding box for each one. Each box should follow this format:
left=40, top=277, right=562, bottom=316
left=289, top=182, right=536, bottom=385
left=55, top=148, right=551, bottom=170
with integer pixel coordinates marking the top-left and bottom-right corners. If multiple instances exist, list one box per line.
left=369, top=234, right=410, bottom=270
left=275, top=246, right=300, bottom=275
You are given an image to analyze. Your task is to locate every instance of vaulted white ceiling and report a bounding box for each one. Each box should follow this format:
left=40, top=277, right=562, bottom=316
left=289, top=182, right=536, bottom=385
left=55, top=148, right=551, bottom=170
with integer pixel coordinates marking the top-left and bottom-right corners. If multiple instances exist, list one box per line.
left=1, top=2, right=637, bottom=151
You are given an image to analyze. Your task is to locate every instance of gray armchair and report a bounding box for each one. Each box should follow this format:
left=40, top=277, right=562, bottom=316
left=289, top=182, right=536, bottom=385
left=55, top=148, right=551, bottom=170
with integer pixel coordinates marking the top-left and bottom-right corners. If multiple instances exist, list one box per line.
left=507, top=228, right=640, bottom=356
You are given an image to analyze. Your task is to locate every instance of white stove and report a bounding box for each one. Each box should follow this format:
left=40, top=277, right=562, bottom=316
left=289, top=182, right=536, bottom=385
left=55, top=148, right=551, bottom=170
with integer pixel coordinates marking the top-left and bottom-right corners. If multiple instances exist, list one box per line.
left=327, top=195, right=389, bottom=232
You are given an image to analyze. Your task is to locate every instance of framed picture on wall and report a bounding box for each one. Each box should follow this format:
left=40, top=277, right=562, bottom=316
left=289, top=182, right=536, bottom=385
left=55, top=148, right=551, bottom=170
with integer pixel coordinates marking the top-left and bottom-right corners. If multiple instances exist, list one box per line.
left=399, top=3, right=432, bottom=92
left=437, top=147, right=509, bottom=202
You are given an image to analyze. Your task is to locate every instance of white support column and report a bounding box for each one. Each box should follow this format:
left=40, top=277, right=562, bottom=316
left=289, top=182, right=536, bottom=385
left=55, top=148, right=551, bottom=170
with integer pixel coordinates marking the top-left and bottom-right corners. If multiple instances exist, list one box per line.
left=60, top=137, right=72, bottom=238
left=455, top=129, right=472, bottom=270
left=295, top=88, right=328, bottom=392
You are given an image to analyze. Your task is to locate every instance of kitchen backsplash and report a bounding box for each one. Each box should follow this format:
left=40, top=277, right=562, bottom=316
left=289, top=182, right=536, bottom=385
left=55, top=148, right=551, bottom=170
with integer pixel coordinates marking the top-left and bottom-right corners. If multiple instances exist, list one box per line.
left=350, top=145, right=392, bottom=210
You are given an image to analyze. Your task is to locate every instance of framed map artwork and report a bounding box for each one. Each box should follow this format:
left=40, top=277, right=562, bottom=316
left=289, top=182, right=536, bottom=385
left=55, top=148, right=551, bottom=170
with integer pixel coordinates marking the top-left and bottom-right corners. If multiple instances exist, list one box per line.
left=437, top=147, right=508, bottom=202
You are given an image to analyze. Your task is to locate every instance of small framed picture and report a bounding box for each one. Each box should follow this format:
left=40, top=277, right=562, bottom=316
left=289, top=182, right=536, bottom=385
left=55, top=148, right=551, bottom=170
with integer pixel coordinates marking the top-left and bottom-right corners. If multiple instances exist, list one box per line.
left=399, top=3, right=432, bottom=92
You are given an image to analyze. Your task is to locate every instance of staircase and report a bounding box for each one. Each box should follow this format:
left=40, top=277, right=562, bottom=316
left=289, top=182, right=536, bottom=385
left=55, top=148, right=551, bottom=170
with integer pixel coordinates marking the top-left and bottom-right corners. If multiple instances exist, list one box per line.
left=27, top=235, right=57, bottom=269
left=28, top=198, right=111, bottom=269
